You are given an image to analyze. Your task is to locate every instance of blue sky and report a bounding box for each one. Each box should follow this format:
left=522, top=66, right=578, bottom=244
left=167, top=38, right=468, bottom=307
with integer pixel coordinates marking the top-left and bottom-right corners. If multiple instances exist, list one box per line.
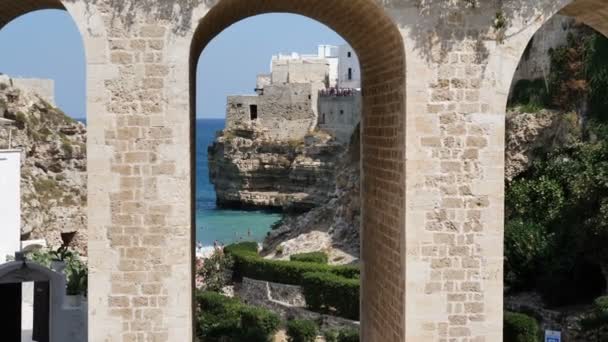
left=0, top=10, right=346, bottom=119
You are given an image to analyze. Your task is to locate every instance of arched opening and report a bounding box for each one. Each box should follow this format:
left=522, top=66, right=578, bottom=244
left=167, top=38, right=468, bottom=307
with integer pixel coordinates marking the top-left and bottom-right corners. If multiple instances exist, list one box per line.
left=503, top=1, right=608, bottom=339
left=190, top=1, right=406, bottom=340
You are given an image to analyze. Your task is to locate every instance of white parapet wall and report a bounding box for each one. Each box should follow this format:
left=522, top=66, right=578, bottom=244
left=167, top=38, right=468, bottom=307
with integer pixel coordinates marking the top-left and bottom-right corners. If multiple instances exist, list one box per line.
left=0, top=150, right=21, bottom=262
left=11, top=78, right=55, bottom=106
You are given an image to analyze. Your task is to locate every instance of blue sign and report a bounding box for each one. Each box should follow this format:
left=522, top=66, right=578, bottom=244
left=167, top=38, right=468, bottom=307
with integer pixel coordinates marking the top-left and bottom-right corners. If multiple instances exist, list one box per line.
left=545, top=330, right=561, bottom=342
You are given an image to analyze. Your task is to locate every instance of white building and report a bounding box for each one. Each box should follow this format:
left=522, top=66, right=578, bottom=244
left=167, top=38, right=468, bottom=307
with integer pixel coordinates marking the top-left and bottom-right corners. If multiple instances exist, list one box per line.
left=337, top=45, right=361, bottom=89
left=226, top=44, right=362, bottom=142
left=0, top=149, right=20, bottom=262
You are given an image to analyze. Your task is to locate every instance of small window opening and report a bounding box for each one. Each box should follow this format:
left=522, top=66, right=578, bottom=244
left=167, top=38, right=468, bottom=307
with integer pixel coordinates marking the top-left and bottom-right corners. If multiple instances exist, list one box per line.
left=348, top=68, right=353, bottom=80
left=236, top=103, right=242, bottom=108
left=340, top=110, right=344, bottom=115
left=250, top=105, right=258, bottom=120
left=347, top=51, right=352, bottom=58
left=308, top=95, right=311, bottom=100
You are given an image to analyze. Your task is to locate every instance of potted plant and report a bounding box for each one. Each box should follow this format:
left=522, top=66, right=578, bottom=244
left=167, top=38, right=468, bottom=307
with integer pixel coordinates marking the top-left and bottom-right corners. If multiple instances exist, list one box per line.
left=65, top=258, right=87, bottom=307
left=50, top=232, right=77, bottom=273
left=49, top=245, right=72, bottom=273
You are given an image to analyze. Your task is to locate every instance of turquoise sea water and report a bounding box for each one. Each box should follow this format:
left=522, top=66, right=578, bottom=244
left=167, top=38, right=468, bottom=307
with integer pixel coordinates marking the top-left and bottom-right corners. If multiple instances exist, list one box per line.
left=195, top=119, right=281, bottom=246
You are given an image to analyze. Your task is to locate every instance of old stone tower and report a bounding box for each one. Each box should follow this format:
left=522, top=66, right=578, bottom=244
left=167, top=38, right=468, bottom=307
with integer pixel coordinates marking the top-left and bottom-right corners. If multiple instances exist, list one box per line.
left=2, top=0, right=608, bottom=341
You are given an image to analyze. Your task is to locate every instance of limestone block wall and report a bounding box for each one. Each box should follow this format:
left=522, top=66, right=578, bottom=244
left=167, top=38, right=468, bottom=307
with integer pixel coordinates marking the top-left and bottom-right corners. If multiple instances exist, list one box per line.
left=318, top=93, right=361, bottom=143
left=226, top=95, right=259, bottom=127
left=4, top=0, right=608, bottom=341
left=225, top=83, right=319, bottom=141
left=11, top=78, right=55, bottom=105
left=256, top=73, right=271, bottom=91
left=272, top=59, right=329, bottom=85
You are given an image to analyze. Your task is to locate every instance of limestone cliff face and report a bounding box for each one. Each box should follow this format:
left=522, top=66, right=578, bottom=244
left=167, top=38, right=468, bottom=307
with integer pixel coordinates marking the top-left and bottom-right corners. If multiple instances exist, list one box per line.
left=208, top=121, right=344, bottom=212
left=505, top=107, right=580, bottom=181
left=262, top=125, right=361, bottom=265
left=0, top=77, right=87, bottom=253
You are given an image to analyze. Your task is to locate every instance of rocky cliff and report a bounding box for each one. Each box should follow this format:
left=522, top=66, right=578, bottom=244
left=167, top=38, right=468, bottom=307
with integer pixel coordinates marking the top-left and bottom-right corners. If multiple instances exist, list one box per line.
left=262, top=125, right=361, bottom=265
left=259, top=107, right=580, bottom=264
left=208, top=121, right=344, bottom=212
left=0, top=76, right=87, bottom=253
left=505, top=106, right=580, bottom=180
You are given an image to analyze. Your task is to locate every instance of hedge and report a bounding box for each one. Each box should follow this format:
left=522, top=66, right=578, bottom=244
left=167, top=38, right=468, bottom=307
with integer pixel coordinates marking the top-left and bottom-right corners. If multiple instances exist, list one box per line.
left=290, top=252, right=329, bottom=264
left=337, top=329, right=359, bottom=342
left=196, top=291, right=280, bottom=342
left=224, top=241, right=258, bottom=255
left=224, top=243, right=359, bottom=285
left=301, top=272, right=359, bottom=320
left=286, top=319, right=318, bottom=342
left=324, top=329, right=359, bottom=342
left=503, top=311, right=540, bottom=342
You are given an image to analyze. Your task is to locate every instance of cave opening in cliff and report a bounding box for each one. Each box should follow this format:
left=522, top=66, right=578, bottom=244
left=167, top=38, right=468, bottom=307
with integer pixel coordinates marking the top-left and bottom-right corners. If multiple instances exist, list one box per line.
left=190, top=1, right=405, bottom=339
left=0, top=4, right=87, bottom=341
left=503, top=10, right=608, bottom=334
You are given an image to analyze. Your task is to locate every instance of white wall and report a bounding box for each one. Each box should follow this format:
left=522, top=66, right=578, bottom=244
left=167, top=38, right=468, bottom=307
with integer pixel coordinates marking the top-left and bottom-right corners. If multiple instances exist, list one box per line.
left=0, top=150, right=21, bottom=262
left=337, top=44, right=361, bottom=89
left=11, top=78, right=55, bottom=106
left=318, top=92, right=362, bottom=143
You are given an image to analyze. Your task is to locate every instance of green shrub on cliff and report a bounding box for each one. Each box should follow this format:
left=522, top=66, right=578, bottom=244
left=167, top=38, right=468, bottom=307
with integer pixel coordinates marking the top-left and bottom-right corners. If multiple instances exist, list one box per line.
left=301, top=271, right=359, bottom=320
left=224, top=242, right=360, bottom=320
left=225, top=242, right=358, bottom=285
left=286, top=319, right=317, bottom=342
left=290, top=252, right=328, bottom=264
left=503, top=311, right=540, bottom=342
left=196, top=291, right=280, bottom=342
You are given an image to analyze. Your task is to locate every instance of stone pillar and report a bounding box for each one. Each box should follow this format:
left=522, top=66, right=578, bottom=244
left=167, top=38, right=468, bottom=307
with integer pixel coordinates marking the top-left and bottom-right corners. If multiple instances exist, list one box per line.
left=82, top=2, right=197, bottom=340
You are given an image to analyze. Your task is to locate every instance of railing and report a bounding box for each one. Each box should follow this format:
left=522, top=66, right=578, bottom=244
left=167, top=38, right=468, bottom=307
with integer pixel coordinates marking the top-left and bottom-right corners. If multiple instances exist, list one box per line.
left=318, top=87, right=358, bottom=97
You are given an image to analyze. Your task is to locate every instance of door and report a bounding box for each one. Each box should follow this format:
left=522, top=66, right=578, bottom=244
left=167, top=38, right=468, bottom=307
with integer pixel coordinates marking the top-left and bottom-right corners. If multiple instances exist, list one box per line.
left=33, top=281, right=50, bottom=342
left=0, top=282, right=22, bottom=341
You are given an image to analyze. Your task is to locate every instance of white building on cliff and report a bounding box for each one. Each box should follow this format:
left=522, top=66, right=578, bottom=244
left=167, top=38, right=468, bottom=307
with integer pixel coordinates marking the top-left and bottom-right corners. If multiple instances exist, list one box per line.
left=225, top=44, right=361, bottom=142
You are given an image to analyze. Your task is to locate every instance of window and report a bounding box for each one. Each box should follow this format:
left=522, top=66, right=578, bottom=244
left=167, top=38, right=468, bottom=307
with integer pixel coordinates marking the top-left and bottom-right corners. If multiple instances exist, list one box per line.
left=321, top=113, right=326, bottom=124
left=236, top=103, right=242, bottom=108
left=249, top=105, right=258, bottom=120
left=340, top=110, right=344, bottom=115
left=347, top=51, right=352, bottom=58
left=348, top=68, right=353, bottom=80
left=308, top=95, right=311, bottom=100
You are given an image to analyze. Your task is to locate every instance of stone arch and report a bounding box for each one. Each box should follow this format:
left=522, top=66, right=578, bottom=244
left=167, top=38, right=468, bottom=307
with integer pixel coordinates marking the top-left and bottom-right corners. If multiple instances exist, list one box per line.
left=190, top=1, right=406, bottom=340
left=0, top=0, right=65, bottom=30
left=491, top=0, right=608, bottom=112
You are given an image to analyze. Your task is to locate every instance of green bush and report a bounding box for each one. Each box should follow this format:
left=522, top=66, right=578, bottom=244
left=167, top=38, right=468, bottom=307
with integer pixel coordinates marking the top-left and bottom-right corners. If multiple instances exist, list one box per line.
left=198, top=251, right=234, bottom=292
left=509, top=79, right=548, bottom=108
left=196, top=291, right=280, bottom=342
left=225, top=243, right=359, bottom=285
left=504, top=219, right=551, bottom=289
left=594, top=296, right=608, bottom=314
left=301, top=272, right=359, bottom=320
left=324, top=330, right=339, bottom=342
left=503, top=311, right=540, bottom=342
left=224, top=241, right=258, bottom=254
left=337, top=329, right=359, bottom=342
left=240, top=306, right=281, bottom=341
left=325, top=328, right=359, bottom=342
left=290, top=252, right=328, bottom=264
left=286, top=319, right=318, bottom=342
